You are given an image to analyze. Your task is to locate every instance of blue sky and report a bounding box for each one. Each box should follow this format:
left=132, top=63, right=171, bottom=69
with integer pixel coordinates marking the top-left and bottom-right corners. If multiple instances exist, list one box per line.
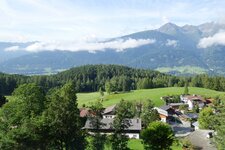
left=0, top=0, right=225, bottom=42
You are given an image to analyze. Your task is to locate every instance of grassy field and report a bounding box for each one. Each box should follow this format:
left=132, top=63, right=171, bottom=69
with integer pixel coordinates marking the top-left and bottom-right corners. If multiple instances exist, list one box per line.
left=77, top=87, right=225, bottom=107
left=6, top=87, right=225, bottom=108
left=105, top=139, right=182, bottom=150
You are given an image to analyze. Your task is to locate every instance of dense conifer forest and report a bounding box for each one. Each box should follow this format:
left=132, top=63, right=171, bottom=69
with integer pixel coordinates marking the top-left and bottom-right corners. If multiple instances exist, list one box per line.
left=1, top=64, right=225, bottom=95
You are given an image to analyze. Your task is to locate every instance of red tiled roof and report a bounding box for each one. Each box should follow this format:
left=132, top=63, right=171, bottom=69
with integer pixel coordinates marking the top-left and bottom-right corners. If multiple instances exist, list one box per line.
left=79, top=108, right=90, bottom=117
left=184, top=95, right=205, bottom=102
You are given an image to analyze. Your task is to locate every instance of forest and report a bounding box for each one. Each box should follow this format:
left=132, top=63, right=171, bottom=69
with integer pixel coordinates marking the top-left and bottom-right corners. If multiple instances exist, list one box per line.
left=0, top=64, right=225, bottom=95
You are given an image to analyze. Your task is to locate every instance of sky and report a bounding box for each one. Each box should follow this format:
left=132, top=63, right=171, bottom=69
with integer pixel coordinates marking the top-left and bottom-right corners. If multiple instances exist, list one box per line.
left=1, top=0, right=225, bottom=52
left=1, top=0, right=225, bottom=43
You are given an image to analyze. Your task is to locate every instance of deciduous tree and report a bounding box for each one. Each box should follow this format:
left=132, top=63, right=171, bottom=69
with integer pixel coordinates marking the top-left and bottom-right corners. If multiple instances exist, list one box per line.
left=198, top=107, right=214, bottom=129
left=141, top=121, right=174, bottom=150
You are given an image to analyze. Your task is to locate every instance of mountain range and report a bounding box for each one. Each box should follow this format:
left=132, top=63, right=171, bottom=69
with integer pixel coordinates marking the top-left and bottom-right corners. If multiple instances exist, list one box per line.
left=0, top=22, right=225, bottom=75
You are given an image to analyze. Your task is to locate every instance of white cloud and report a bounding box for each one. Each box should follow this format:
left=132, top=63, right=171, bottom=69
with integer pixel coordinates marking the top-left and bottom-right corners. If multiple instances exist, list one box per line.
left=1, top=0, right=225, bottom=42
left=162, top=16, right=170, bottom=24
left=23, top=38, right=155, bottom=52
left=166, top=39, right=178, bottom=47
left=4, top=46, right=20, bottom=51
left=198, top=31, right=225, bottom=48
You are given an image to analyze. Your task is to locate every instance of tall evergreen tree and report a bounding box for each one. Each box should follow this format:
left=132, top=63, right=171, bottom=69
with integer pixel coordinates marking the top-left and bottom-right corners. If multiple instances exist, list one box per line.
left=105, top=81, right=112, bottom=94
left=141, top=100, right=160, bottom=128
left=110, top=100, right=135, bottom=150
left=44, top=82, right=86, bottom=150
left=88, top=102, right=106, bottom=150
left=99, top=87, right=104, bottom=101
left=184, top=81, right=189, bottom=95
left=0, top=94, right=7, bottom=107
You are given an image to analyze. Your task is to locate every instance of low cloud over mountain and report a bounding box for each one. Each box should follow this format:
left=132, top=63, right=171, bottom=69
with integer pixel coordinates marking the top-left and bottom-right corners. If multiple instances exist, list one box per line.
left=5, top=38, right=155, bottom=53
left=166, top=39, right=178, bottom=47
left=198, top=31, right=225, bottom=48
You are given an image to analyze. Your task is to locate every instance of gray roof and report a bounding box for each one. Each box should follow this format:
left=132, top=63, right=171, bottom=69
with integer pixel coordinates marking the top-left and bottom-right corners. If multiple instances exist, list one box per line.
left=183, top=113, right=199, bottom=119
left=169, top=103, right=185, bottom=106
left=160, top=105, right=171, bottom=111
left=83, top=118, right=142, bottom=131
left=192, top=121, right=199, bottom=127
left=102, top=105, right=116, bottom=114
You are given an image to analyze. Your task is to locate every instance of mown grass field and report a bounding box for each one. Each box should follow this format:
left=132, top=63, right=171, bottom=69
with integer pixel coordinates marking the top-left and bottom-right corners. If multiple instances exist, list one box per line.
left=105, top=139, right=182, bottom=150
left=77, top=87, right=225, bottom=107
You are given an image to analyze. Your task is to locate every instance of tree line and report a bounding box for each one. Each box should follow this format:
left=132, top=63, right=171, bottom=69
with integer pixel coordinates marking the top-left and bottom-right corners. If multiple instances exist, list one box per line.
left=1, top=65, right=225, bottom=95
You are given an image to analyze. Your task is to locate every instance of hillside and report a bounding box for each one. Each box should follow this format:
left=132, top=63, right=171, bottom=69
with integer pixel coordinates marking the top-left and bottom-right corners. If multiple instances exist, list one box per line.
left=77, top=87, right=225, bottom=107
left=1, top=64, right=225, bottom=96
left=0, top=22, right=225, bottom=75
left=0, top=64, right=175, bottom=95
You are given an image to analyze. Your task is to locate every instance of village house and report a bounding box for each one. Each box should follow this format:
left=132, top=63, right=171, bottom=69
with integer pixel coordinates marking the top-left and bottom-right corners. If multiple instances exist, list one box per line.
left=180, top=95, right=206, bottom=110
left=155, top=105, right=175, bottom=123
left=83, top=104, right=142, bottom=139
left=102, top=105, right=116, bottom=119
left=83, top=118, right=142, bottom=139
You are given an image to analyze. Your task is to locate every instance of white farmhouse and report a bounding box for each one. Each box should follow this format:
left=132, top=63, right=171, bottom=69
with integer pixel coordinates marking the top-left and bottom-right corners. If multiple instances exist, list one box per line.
left=83, top=118, right=142, bottom=139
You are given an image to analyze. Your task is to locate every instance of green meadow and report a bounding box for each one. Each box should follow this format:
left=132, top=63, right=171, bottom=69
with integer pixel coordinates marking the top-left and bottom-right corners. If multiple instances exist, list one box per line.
left=77, top=87, right=225, bottom=107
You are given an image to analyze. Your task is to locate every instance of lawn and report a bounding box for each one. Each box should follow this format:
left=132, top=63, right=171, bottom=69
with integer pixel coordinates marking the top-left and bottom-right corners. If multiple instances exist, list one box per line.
left=128, top=139, right=182, bottom=150
left=77, top=87, right=225, bottom=107
left=104, top=139, right=182, bottom=150
left=128, top=139, right=144, bottom=150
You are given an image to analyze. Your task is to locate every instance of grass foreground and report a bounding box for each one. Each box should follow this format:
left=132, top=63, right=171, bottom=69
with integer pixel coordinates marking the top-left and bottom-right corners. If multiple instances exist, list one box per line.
left=77, top=87, right=225, bottom=107
left=104, top=139, right=182, bottom=150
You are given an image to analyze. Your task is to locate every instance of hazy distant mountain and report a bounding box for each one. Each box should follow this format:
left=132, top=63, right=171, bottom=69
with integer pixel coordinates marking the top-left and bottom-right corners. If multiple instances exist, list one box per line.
left=0, top=22, right=225, bottom=75
left=0, top=42, right=30, bottom=63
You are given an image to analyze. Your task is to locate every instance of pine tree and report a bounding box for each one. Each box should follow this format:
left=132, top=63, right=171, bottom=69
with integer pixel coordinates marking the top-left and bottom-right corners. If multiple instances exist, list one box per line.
left=110, top=100, right=135, bottom=150
left=45, top=82, right=86, bottom=149
left=184, top=82, right=189, bottom=95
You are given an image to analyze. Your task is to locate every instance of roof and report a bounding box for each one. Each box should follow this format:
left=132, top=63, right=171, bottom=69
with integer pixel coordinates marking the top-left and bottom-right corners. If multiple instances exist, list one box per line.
left=183, top=95, right=205, bottom=102
left=160, top=105, right=171, bottom=111
left=79, top=108, right=90, bottom=117
left=83, top=118, right=142, bottom=131
left=155, top=106, right=169, bottom=116
left=206, top=98, right=214, bottom=103
left=192, top=121, right=199, bottom=127
left=182, top=113, right=199, bottom=119
left=169, top=103, right=186, bottom=106
left=102, top=105, right=116, bottom=115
